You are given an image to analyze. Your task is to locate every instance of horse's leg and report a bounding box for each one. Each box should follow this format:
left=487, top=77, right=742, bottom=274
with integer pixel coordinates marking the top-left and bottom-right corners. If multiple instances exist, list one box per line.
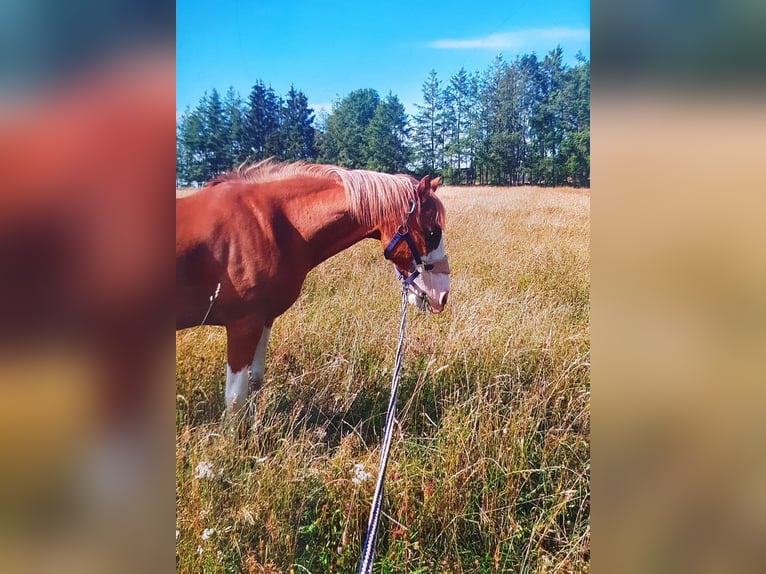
left=248, top=320, right=273, bottom=392
left=224, top=318, right=265, bottom=415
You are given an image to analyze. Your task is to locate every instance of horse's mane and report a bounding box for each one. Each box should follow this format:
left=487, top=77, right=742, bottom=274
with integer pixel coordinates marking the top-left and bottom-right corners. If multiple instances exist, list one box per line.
left=207, top=159, right=444, bottom=228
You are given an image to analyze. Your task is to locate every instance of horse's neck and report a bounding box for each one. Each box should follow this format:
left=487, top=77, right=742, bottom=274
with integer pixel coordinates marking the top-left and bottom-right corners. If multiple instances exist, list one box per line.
left=282, top=181, right=377, bottom=268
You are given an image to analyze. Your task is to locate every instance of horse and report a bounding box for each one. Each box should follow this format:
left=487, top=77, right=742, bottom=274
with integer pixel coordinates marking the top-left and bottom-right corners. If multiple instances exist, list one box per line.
left=176, top=160, right=450, bottom=415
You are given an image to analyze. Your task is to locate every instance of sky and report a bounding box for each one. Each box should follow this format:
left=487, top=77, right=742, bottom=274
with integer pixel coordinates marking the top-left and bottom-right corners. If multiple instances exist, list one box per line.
left=176, top=0, right=589, bottom=118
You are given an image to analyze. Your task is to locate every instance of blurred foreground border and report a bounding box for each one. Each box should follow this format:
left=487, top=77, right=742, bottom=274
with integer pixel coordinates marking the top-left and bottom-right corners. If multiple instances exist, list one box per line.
left=592, top=1, right=766, bottom=572
left=0, top=1, right=175, bottom=573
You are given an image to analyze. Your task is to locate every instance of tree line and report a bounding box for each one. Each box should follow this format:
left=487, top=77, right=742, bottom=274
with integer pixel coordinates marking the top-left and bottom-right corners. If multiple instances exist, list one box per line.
left=176, top=47, right=589, bottom=187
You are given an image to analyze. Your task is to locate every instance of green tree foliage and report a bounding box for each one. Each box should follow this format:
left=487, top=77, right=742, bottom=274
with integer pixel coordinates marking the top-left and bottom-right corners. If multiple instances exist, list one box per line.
left=281, top=85, right=316, bottom=161
left=244, top=80, right=282, bottom=161
left=176, top=89, right=231, bottom=185
left=223, top=87, right=247, bottom=166
left=411, top=70, right=444, bottom=174
left=442, top=68, right=473, bottom=183
left=176, top=106, right=205, bottom=185
left=176, top=48, right=589, bottom=186
left=201, top=89, right=229, bottom=177
left=484, top=55, right=524, bottom=185
left=365, top=92, right=410, bottom=173
left=319, top=88, right=380, bottom=168
left=562, top=52, right=591, bottom=186
left=177, top=83, right=317, bottom=185
left=412, top=48, right=590, bottom=186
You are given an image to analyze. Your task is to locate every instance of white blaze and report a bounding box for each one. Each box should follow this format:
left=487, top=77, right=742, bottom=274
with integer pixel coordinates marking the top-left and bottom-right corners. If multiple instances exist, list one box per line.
left=409, top=237, right=450, bottom=313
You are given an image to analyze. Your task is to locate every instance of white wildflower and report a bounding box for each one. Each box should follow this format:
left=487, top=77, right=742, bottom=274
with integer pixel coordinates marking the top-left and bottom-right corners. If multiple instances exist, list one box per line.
left=201, top=528, right=215, bottom=541
left=196, top=545, right=203, bottom=556
left=194, top=461, right=215, bottom=480
left=351, top=463, right=372, bottom=485
left=176, top=529, right=179, bottom=541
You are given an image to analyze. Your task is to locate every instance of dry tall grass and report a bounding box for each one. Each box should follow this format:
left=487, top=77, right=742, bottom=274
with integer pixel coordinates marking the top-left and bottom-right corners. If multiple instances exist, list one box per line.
left=176, top=185, right=590, bottom=573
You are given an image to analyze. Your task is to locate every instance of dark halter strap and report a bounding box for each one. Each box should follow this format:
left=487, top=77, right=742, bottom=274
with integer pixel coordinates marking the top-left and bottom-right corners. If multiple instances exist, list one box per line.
left=382, top=202, right=433, bottom=286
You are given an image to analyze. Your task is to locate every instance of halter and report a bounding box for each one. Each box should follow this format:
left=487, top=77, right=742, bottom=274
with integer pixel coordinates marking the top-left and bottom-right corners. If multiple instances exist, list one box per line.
left=382, top=201, right=434, bottom=287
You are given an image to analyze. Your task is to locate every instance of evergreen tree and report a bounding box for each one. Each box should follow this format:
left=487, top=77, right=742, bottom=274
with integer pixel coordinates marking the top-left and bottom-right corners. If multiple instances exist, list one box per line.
left=518, top=53, right=547, bottom=185
left=244, top=81, right=282, bottom=160
left=411, top=70, right=443, bottom=174
left=176, top=49, right=589, bottom=188
left=365, top=92, right=410, bottom=173
left=542, top=46, right=567, bottom=185
left=443, top=68, right=472, bottom=183
left=176, top=104, right=207, bottom=185
left=201, top=89, right=228, bottom=177
left=463, top=71, right=483, bottom=184
left=474, top=58, right=503, bottom=185
left=320, top=88, right=380, bottom=168
left=223, top=86, right=246, bottom=166
left=561, top=52, right=590, bottom=186
left=493, top=58, right=526, bottom=185
left=280, top=85, right=316, bottom=161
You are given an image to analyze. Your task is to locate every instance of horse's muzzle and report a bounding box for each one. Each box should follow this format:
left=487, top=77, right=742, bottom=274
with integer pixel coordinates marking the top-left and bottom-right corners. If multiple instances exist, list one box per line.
left=408, top=287, right=449, bottom=314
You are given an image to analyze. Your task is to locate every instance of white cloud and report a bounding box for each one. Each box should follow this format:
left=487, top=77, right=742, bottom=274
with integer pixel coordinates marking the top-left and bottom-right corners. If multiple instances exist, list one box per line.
left=428, top=27, right=589, bottom=50
left=310, top=102, right=333, bottom=116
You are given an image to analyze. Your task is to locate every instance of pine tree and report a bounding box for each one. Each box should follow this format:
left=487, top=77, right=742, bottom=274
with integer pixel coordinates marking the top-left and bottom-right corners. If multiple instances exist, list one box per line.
left=517, top=54, right=547, bottom=185
left=411, top=70, right=443, bottom=175
left=176, top=104, right=207, bottom=185
left=201, top=89, right=228, bottom=178
left=493, top=58, right=525, bottom=185
left=542, top=46, right=567, bottom=185
left=560, top=53, right=590, bottom=186
left=444, top=68, right=472, bottom=183
left=463, top=71, right=483, bottom=184
left=280, top=86, right=316, bottom=161
left=365, top=92, right=410, bottom=173
left=320, top=89, right=380, bottom=168
left=176, top=50, right=589, bottom=188
left=223, top=87, right=246, bottom=166
left=244, top=81, right=282, bottom=161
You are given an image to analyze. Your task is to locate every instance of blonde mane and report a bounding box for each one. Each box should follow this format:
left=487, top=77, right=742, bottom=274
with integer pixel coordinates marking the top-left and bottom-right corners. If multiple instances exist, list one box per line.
left=209, top=160, right=426, bottom=228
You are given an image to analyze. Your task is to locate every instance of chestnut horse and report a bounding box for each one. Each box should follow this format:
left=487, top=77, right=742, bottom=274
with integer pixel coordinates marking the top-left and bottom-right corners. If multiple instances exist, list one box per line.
left=176, top=161, right=450, bottom=414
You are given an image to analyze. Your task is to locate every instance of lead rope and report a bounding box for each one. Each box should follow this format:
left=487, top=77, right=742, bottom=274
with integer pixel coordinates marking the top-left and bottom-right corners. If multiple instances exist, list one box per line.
left=200, top=282, right=221, bottom=327
left=357, top=285, right=409, bottom=574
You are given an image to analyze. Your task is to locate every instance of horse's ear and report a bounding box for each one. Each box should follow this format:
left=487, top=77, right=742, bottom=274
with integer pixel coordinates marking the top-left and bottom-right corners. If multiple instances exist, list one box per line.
left=431, top=177, right=441, bottom=192
left=416, top=175, right=432, bottom=200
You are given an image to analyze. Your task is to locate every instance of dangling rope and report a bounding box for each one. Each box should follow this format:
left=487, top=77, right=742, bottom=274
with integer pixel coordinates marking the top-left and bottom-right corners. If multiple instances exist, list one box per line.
left=357, top=285, right=409, bottom=574
left=200, top=282, right=221, bottom=327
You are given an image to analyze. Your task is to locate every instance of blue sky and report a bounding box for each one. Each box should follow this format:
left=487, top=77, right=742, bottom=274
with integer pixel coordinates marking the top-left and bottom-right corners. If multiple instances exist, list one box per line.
left=176, top=0, right=589, bottom=117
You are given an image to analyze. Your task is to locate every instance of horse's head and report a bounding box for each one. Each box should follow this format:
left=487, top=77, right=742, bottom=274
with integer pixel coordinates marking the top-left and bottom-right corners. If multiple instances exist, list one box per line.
left=381, top=175, right=450, bottom=313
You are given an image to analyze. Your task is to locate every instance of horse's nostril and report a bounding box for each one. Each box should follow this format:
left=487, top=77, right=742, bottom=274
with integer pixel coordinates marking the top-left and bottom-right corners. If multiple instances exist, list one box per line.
left=440, top=293, right=448, bottom=306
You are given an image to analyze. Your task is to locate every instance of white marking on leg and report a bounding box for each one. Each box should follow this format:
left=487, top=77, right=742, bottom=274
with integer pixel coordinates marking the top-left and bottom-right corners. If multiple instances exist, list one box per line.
left=249, top=326, right=271, bottom=388
left=225, top=363, right=249, bottom=414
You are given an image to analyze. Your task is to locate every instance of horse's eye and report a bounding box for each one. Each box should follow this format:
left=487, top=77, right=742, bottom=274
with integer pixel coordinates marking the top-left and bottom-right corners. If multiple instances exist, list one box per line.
left=425, top=227, right=441, bottom=251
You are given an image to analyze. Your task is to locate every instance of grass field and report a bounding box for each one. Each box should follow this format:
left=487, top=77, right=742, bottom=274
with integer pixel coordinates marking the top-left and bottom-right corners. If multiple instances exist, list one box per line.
left=176, top=185, right=590, bottom=573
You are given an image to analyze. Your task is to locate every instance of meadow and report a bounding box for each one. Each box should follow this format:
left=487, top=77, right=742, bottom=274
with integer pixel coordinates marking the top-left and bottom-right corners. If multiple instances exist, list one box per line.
left=176, top=185, right=590, bottom=573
